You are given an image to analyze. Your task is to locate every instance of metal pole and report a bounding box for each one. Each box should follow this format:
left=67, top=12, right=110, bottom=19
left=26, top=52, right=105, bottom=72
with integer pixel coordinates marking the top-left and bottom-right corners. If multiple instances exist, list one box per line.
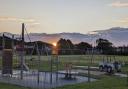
left=56, top=55, right=59, bottom=82
left=91, top=47, right=93, bottom=64
left=37, top=53, right=40, bottom=84
left=50, top=56, right=53, bottom=84
left=2, top=34, right=5, bottom=49
left=88, top=65, right=90, bottom=82
left=36, top=42, right=40, bottom=84
left=1, top=34, right=5, bottom=76
left=12, top=35, right=14, bottom=54
left=88, top=47, right=94, bottom=82
left=21, top=23, right=25, bottom=80
left=88, top=48, right=91, bottom=82
left=127, top=71, right=128, bottom=86
left=11, top=35, right=14, bottom=76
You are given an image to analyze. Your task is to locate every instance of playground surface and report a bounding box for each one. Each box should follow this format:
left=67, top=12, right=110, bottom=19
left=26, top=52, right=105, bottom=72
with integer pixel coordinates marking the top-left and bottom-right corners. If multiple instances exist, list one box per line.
left=0, top=70, right=96, bottom=88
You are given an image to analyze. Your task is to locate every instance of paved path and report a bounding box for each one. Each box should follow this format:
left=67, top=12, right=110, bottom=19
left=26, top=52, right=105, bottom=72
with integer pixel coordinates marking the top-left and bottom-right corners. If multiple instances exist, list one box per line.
left=114, top=73, right=128, bottom=78
left=73, top=66, right=128, bottom=77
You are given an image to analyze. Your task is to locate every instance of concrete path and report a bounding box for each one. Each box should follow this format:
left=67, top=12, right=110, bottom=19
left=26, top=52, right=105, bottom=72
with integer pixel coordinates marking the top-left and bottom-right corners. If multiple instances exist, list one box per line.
left=114, top=73, right=128, bottom=78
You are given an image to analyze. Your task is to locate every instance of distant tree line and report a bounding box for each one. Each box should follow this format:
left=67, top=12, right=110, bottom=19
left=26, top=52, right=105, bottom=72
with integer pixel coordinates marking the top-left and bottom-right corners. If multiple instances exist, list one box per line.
left=96, top=38, right=128, bottom=55
left=56, top=38, right=128, bottom=55
left=57, top=38, right=92, bottom=55
left=0, top=35, right=128, bottom=55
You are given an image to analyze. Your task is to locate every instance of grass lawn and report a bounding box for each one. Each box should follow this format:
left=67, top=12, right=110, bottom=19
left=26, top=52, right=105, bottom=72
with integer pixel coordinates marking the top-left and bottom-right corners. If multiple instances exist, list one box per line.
left=55, top=76, right=128, bottom=89
left=24, top=55, right=128, bottom=72
left=0, top=55, right=128, bottom=72
left=0, top=83, right=32, bottom=89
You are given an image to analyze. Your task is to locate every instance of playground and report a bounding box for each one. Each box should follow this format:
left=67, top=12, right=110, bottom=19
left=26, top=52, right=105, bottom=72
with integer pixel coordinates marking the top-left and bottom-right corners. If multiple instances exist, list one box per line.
left=0, top=24, right=128, bottom=89
left=0, top=23, right=97, bottom=89
left=0, top=53, right=128, bottom=89
left=0, top=54, right=128, bottom=89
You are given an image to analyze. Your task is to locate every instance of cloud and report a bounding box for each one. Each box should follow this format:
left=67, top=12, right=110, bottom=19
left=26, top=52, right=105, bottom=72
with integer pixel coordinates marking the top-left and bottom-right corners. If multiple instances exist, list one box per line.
left=89, top=31, right=98, bottom=35
left=30, top=22, right=40, bottom=25
left=0, top=16, right=40, bottom=27
left=116, top=18, right=128, bottom=24
left=0, top=16, right=36, bottom=22
left=109, top=1, right=128, bottom=7
left=26, top=22, right=41, bottom=28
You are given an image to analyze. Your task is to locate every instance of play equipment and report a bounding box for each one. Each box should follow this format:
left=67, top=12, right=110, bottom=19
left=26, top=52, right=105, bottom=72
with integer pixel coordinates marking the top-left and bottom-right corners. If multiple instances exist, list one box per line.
left=2, top=49, right=13, bottom=76
left=0, top=24, right=30, bottom=78
left=64, top=63, right=78, bottom=79
left=99, top=55, right=121, bottom=74
left=0, top=34, right=13, bottom=76
left=15, top=44, right=29, bottom=71
left=0, top=23, right=95, bottom=89
left=65, top=63, right=72, bottom=79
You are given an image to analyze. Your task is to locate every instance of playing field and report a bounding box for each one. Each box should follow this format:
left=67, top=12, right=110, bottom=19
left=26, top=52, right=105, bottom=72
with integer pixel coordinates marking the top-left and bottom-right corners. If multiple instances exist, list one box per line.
left=0, top=55, right=128, bottom=72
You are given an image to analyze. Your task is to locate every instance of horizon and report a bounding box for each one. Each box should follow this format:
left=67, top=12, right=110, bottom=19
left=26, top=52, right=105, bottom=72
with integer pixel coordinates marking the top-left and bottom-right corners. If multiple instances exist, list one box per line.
left=0, top=26, right=127, bottom=35
left=0, top=0, right=128, bottom=34
left=0, top=27, right=128, bottom=47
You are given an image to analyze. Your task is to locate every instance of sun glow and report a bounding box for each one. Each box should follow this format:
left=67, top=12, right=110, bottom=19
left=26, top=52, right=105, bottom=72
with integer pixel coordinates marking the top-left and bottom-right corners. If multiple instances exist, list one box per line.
left=52, top=42, right=57, bottom=47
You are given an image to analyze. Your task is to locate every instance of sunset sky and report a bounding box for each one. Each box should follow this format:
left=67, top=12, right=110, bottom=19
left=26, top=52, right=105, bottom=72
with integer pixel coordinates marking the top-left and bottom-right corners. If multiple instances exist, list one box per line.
left=0, top=0, right=128, bottom=34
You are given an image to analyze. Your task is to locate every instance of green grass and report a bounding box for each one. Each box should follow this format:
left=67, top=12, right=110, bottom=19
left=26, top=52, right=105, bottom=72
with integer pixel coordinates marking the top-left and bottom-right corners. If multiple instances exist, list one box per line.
left=55, top=76, right=128, bottom=89
left=0, top=55, right=128, bottom=72
left=26, top=55, right=128, bottom=72
left=0, top=83, right=32, bottom=89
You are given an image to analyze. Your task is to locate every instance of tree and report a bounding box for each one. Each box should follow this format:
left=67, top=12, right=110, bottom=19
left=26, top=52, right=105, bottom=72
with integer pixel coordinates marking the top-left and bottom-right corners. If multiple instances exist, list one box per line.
left=75, top=42, right=92, bottom=54
left=57, top=38, right=74, bottom=55
left=96, top=38, right=113, bottom=54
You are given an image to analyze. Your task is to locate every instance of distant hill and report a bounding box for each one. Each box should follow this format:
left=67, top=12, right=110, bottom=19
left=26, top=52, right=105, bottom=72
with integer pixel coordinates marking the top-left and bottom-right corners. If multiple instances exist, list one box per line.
left=0, top=27, right=128, bottom=46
